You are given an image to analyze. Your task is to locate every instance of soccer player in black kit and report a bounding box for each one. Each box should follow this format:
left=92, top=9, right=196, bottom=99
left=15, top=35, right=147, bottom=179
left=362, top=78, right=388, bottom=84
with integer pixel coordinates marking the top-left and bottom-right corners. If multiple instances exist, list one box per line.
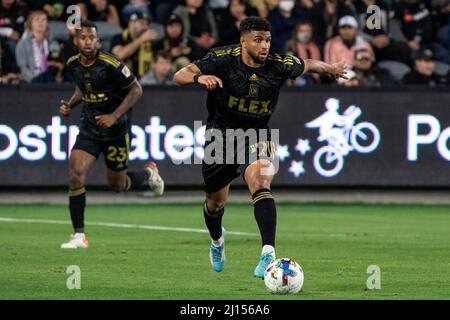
left=174, top=17, right=347, bottom=278
left=59, top=21, right=164, bottom=249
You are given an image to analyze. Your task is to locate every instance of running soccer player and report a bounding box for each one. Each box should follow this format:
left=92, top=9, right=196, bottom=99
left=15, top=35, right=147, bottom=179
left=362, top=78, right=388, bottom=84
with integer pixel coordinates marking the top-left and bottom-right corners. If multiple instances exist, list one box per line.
left=174, top=17, right=347, bottom=278
left=60, top=21, right=164, bottom=249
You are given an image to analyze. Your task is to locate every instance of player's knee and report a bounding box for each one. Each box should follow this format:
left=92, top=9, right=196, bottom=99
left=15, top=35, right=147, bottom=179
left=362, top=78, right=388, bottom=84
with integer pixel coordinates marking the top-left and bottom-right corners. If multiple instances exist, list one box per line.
left=69, top=168, right=86, bottom=187
left=251, top=179, right=271, bottom=191
left=205, top=198, right=225, bottom=213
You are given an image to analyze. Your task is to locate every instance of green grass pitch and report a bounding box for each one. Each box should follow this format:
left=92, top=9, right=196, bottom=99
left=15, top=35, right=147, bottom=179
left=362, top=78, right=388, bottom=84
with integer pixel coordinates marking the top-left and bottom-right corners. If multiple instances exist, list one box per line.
left=0, top=203, right=449, bottom=300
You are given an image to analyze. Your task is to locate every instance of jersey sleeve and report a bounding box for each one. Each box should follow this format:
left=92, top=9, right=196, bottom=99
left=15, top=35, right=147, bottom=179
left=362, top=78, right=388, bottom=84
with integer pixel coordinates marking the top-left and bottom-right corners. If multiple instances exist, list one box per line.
left=285, top=55, right=305, bottom=80
left=192, top=49, right=222, bottom=75
left=109, top=62, right=136, bottom=88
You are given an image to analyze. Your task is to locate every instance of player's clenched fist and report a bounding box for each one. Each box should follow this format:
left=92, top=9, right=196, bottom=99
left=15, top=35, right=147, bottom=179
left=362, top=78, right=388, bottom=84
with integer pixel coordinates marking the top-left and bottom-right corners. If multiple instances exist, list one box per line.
left=59, top=100, right=71, bottom=117
left=198, top=75, right=223, bottom=90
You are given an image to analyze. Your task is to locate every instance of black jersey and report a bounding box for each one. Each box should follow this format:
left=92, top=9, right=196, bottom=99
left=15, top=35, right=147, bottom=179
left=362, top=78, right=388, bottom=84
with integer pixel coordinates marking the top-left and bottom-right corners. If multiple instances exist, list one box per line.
left=66, top=50, right=136, bottom=141
left=193, top=44, right=305, bottom=131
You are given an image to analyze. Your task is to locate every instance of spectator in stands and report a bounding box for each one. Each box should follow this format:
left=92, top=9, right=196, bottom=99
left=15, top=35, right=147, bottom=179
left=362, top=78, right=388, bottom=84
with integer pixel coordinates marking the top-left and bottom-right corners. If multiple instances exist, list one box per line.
left=285, top=21, right=321, bottom=60
left=394, top=0, right=448, bottom=63
left=82, top=0, right=121, bottom=27
left=151, top=0, right=184, bottom=24
left=267, top=0, right=306, bottom=54
left=24, top=0, right=67, bottom=21
left=352, top=48, right=398, bottom=86
left=304, top=0, right=356, bottom=47
left=403, top=49, right=448, bottom=86
left=355, top=0, right=411, bottom=65
left=0, top=0, right=29, bottom=60
left=248, top=0, right=278, bottom=18
left=209, top=0, right=230, bottom=15
left=0, top=37, right=21, bottom=84
left=431, top=0, right=450, bottom=63
left=15, top=10, right=64, bottom=83
left=111, top=11, right=158, bottom=78
left=140, top=49, right=174, bottom=85
left=152, top=13, right=203, bottom=70
left=121, top=0, right=151, bottom=26
left=217, top=0, right=258, bottom=46
left=324, top=15, right=373, bottom=68
left=285, top=21, right=321, bottom=86
left=172, top=0, right=218, bottom=51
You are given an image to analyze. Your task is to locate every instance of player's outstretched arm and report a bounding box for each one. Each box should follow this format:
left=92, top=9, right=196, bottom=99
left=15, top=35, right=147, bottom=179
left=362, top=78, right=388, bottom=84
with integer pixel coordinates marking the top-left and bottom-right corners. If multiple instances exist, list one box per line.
left=95, top=80, right=143, bottom=128
left=60, top=85, right=82, bottom=117
left=304, top=59, right=349, bottom=80
left=174, top=63, right=223, bottom=90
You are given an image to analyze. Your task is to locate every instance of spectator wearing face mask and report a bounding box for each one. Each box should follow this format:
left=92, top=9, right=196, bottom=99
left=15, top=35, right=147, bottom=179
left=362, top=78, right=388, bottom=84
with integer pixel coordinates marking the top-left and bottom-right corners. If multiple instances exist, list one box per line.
left=286, top=21, right=321, bottom=60
left=285, top=20, right=322, bottom=86
left=324, top=15, right=373, bottom=68
left=351, top=48, right=397, bottom=86
left=403, top=49, right=449, bottom=86
left=267, top=0, right=306, bottom=54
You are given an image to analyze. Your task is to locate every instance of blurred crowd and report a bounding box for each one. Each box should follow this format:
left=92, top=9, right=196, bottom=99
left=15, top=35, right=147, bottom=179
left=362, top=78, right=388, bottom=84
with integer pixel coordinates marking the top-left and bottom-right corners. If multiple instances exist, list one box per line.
left=1, top=0, right=450, bottom=87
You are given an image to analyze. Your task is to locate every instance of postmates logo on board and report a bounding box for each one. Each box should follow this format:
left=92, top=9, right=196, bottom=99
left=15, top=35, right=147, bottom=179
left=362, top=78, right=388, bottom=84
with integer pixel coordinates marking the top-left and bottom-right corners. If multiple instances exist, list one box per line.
left=276, top=98, right=381, bottom=178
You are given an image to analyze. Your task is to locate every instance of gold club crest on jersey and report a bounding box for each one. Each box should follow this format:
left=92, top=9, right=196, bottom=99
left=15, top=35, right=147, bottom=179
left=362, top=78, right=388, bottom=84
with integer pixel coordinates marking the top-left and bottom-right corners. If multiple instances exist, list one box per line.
left=249, top=84, right=259, bottom=97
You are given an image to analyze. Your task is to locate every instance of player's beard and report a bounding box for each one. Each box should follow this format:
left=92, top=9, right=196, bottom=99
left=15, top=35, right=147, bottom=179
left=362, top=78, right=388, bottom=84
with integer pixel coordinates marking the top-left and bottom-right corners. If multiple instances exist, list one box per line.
left=80, top=47, right=98, bottom=60
left=248, top=49, right=266, bottom=66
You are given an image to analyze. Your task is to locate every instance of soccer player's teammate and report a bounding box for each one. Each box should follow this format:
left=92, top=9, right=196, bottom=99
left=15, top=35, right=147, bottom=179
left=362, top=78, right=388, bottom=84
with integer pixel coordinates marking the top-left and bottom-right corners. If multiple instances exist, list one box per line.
left=59, top=21, right=164, bottom=249
left=174, top=17, right=347, bottom=278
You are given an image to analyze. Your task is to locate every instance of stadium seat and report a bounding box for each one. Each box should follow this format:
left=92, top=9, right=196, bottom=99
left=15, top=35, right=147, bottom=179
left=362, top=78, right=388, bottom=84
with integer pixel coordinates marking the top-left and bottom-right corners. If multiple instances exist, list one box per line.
left=378, top=60, right=411, bottom=81
left=434, top=61, right=450, bottom=76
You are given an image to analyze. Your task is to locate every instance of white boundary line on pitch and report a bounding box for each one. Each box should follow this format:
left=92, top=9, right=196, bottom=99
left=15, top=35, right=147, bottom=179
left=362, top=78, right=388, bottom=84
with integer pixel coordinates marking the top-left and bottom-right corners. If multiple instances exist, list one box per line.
left=0, top=217, right=258, bottom=236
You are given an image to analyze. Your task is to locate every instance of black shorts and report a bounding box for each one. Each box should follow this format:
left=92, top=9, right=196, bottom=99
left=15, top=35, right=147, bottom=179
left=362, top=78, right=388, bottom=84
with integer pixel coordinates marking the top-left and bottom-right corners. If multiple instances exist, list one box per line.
left=72, top=132, right=131, bottom=171
left=202, top=136, right=275, bottom=194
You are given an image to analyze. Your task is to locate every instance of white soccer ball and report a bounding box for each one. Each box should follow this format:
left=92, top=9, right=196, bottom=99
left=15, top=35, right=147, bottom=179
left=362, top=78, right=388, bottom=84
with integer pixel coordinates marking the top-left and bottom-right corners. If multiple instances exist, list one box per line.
left=264, top=258, right=304, bottom=294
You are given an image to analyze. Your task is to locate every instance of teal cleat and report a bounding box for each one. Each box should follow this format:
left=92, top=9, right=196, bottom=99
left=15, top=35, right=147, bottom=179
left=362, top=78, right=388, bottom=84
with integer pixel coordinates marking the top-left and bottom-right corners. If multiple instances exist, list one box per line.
left=254, top=251, right=275, bottom=279
left=209, top=227, right=226, bottom=272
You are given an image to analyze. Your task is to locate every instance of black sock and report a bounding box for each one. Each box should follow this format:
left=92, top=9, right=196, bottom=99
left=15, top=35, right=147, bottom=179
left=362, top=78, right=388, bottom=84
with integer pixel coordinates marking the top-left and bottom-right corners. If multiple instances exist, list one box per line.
left=252, top=188, right=276, bottom=248
left=69, top=187, right=86, bottom=233
left=203, top=202, right=224, bottom=241
left=125, top=170, right=150, bottom=191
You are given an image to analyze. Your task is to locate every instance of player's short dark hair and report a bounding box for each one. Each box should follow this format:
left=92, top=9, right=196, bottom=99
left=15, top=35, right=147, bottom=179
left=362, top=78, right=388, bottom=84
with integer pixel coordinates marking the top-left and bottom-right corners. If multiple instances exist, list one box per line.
left=239, top=17, right=271, bottom=36
left=76, top=20, right=98, bottom=32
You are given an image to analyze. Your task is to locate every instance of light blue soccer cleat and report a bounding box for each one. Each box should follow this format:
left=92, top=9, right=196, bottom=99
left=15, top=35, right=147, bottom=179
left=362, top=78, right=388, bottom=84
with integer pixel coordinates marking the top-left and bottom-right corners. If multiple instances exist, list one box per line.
left=254, top=251, right=275, bottom=279
left=209, top=227, right=226, bottom=272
